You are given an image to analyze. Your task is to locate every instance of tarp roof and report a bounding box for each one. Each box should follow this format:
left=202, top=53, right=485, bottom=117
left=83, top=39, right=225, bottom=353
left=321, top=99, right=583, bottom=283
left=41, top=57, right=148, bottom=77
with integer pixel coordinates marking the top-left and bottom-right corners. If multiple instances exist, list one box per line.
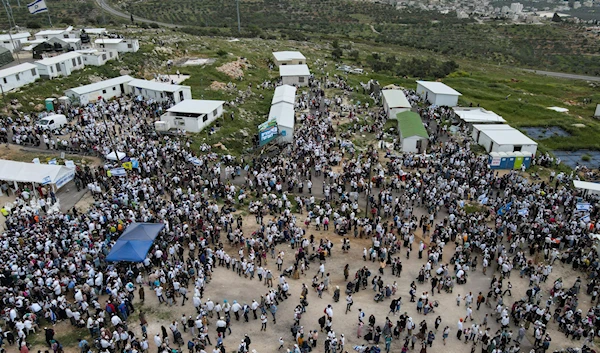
left=481, top=127, right=538, bottom=146
left=269, top=102, right=295, bottom=129
left=279, top=64, right=310, bottom=77
left=382, top=89, right=411, bottom=109
left=0, top=159, right=74, bottom=188
left=106, top=223, right=165, bottom=262
left=573, top=180, right=600, bottom=193
left=453, top=107, right=506, bottom=123
left=66, top=75, right=134, bottom=95
left=127, top=79, right=189, bottom=93
left=272, top=84, right=297, bottom=105
left=416, top=80, right=462, bottom=96
left=397, top=111, right=429, bottom=139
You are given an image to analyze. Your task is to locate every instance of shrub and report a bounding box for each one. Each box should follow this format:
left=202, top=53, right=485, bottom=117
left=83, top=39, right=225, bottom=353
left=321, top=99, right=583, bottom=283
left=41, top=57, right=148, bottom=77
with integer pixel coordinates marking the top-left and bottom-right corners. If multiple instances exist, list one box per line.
left=216, top=49, right=228, bottom=57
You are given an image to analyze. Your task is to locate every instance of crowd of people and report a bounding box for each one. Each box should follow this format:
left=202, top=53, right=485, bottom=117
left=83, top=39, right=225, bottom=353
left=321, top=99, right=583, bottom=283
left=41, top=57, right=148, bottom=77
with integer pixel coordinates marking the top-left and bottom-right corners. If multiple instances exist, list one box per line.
left=0, top=60, right=598, bottom=353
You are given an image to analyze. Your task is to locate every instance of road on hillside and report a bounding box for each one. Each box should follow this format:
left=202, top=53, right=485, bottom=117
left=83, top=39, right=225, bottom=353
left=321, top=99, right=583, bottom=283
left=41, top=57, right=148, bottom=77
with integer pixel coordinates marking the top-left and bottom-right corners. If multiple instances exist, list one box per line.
left=522, top=68, right=600, bottom=82
left=95, top=0, right=179, bottom=28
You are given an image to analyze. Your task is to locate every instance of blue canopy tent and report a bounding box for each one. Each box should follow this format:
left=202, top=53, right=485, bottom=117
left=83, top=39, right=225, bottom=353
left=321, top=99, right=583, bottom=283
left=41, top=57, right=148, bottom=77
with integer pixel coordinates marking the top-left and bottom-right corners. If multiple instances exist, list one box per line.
left=106, top=223, right=165, bottom=262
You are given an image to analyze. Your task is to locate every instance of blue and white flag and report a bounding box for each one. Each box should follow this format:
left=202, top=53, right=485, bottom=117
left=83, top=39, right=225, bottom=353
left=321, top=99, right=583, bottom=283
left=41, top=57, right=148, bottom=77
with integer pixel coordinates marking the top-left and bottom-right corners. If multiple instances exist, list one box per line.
left=109, top=167, right=127, bottom=177
left=576, top=202, right=592, bottom=211
left=27, top=0, right=48, bottom=14
left=517, top=208, right=528, bottom=216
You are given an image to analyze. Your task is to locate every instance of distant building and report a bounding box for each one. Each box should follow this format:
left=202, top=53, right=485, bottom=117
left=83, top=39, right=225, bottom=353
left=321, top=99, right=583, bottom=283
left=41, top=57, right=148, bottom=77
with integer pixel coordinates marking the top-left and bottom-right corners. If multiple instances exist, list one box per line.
left=76, top=49, right=118, bottom=66
left=30, top=38, right=80, bottom=60
left=510, top=2, right=523, bottom=13
left=34, top=52, right=84, bottom=79
left=416, top=80, right=462, bottom=106
left=0, top=63, right=40, bottom=92
left=279, top=64, right=311, bottom=87
left=94, top=38, right=139, bottom=53
left=34, top=26, right=78, bottom=41
left=272, top=51, right=306, bottom=66
left=396, top=111, right=429, bottom=153
left=0, top=32, right=31, bottom=52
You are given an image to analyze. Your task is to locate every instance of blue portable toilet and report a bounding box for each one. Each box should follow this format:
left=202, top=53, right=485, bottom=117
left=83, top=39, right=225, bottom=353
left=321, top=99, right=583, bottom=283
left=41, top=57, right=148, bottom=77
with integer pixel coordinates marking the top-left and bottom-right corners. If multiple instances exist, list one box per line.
left=497, top=152, right=508, bottom=169
left=505, top=155, right=516, bottom=169
left=522, top=152, right=532, bottom=169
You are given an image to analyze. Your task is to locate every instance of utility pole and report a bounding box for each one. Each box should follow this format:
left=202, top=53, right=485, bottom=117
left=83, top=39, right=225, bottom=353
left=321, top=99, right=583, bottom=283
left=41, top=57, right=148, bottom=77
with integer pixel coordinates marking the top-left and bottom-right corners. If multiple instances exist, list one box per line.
left=2, top=0, right=21, bottom=64
left=236, top=0, right=241, bottom=33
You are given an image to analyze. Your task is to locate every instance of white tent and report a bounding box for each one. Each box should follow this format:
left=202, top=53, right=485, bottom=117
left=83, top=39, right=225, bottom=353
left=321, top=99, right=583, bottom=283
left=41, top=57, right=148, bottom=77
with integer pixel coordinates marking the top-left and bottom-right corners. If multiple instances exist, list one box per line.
left=105, top=151, right=126, bottom=161
left=268, top=102, right=295, bottom=143
left=573, top=180, right=600, bottom=196
left=0, top=159, right=75, bottom=189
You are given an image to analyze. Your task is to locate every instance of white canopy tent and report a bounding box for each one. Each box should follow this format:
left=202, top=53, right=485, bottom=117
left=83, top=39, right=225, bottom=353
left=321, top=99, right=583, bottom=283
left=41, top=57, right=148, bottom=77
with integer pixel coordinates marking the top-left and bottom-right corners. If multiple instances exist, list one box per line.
left=105, top=151, right=126, bottom=161
left=0, top=159, right=75, bottom=190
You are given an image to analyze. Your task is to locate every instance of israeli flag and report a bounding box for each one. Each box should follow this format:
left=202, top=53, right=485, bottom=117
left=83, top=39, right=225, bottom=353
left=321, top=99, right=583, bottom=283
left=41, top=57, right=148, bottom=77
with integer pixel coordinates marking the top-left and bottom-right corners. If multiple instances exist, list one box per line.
left=576, top=203, right=591, bottom=211
left=27, top=0, right=48, bottom=14
left=109, top=167, right=127, bottom=177
left=517, top=209, right=528, bottom=216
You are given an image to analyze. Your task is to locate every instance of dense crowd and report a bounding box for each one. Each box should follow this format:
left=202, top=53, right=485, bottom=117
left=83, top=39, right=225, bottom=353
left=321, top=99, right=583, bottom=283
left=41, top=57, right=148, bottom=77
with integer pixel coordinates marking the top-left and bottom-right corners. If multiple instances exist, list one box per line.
left=0, top=65, right=598, bottom=353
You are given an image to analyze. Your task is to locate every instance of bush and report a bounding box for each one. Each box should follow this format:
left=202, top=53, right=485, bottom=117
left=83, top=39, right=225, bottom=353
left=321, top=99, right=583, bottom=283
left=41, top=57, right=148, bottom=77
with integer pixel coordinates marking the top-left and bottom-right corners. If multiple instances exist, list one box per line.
left=216, top=49, right=228, bottom=57
left=26, top=21, right=41, bottom=29
left=150, top=23, right=160, bottom=29
left=582, top=154, right=592, bottom=162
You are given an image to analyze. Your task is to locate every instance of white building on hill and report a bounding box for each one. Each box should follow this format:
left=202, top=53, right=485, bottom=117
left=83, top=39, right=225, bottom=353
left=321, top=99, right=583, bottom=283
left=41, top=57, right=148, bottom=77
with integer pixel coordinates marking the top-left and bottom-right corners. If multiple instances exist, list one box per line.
left=279, top=64, right=311, bottom=87
left=272, top=51, right=306, bottom=66
left=0, top=63, right=40, bottom=92
left=94, top=38, right=139, bottom=53
left=416, top=80, right=462, bottom=106
left=127, top=79, right=191, bottom=103
left=160, top=100, right=225, bottom=133
left=34, top=52, right=84, bottom=79
left=65, top=75, right=134, bottom=105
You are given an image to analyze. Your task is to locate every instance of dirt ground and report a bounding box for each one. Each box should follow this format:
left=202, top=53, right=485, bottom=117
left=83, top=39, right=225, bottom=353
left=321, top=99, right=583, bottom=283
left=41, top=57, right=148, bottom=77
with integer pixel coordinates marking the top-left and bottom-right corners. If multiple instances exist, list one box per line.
left=21, top=208, right=594, bottom=353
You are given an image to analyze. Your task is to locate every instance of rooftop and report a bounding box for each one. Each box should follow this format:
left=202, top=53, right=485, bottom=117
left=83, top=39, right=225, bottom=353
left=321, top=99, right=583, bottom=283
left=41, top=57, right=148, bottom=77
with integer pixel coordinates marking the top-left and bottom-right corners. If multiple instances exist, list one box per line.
left=128, top=79, right=189, bottom=93
left=0, top=32, right=30, bottom=41
left=36, top=26, right=73, bottom=36
left=167, top=99, right=225, bottom=114
left=66, top=75, right=134, bottom=95
left=272, top=84, right=297, bottom=105
left=0, top=63, right=38, bottom=78
left=279, top=64, right=311, bottom=77
left=453, top=107, right=506, bottom=123
left=35, top=52, right=82, bottom=66
left=382, top=89, right=411, bottom=109
left=272, top=51, right=306, bottom=61
left=397, top=111, right=429, bottom=139
left=416, top=80, right=462, bottom=96
left=482, top=127, right=538, bottom=146
left=94, top=38, right=124, bottom=44
left=269, top=102, right=295, bottom=128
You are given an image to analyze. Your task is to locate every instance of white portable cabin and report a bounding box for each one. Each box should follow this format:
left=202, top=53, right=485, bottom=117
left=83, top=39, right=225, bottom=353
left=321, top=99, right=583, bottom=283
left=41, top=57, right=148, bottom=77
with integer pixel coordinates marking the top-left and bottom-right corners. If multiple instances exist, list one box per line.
left=94, top=38, right=140, bottom=53
left=272, top=51, right=306, bottom=66
left=573, top=180, right=600, bottom=197
left=279, top=64, right=310, bottom=87
left=160, top=99, right=225, bottom=133
left=127, top=79, right=192, bottom=103
left=34, top=27, right=77, bottom=41
left=453, top=107, right=506, bottom=131
left=34, top=52, right=84, bottom=79
left=0, top=32, right=31, bottom=52
left=0, top=63, right=40, bottom=92
left=381, top=89, right=411, bottom=118
left=64, top=75, right=134, bottom=105
left=416, top=80, right=461, bottom=106
left=477, top=126, right=537, bottom=155
left=471, top=124, right=513, bottom=143
left=76, top=49, right=118, bottom=66
left=268, top=102, right=295, bottom=144
left=271, top=84, right=297, bottom=106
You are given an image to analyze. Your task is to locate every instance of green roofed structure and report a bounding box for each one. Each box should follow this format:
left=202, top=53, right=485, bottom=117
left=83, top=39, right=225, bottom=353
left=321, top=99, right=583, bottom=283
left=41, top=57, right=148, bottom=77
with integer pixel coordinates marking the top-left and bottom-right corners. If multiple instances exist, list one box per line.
left=396, top=111, right=429, bottom=153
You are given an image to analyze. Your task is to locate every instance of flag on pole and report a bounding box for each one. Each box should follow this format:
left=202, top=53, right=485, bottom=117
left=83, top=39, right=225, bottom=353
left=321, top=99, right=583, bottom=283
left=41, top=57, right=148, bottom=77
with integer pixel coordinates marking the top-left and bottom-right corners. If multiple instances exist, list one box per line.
left=27, top=0, right=48, bottom=14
